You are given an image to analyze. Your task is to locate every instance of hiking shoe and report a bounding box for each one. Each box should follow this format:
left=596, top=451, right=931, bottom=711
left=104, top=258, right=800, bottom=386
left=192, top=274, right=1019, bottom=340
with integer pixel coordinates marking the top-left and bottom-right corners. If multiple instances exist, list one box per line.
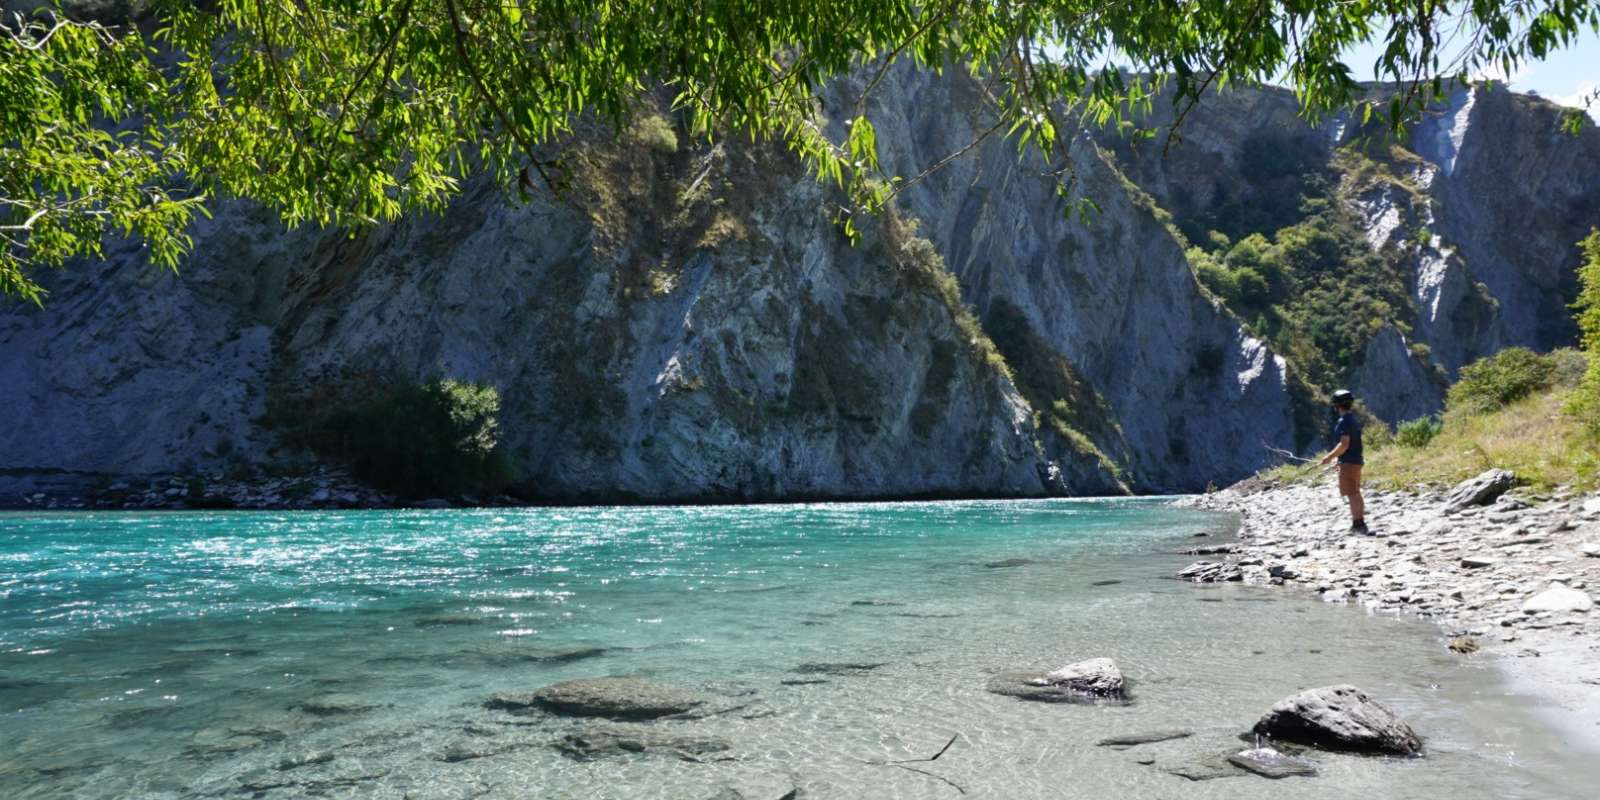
left=1351, top=521, right=1371, bottom=535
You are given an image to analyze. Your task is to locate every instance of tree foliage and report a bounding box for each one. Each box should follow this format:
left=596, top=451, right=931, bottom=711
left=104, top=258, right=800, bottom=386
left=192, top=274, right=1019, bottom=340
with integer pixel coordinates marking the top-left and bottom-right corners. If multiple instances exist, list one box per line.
left=4, top=0, right=1600, bottom=301
left=305, top=378, right=514, bottom=499
left=1568, top=229, right=1600, bottom=431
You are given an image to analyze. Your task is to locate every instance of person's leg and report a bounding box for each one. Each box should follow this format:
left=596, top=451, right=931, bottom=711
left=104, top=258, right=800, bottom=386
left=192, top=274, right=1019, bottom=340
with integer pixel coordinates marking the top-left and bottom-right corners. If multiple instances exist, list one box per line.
left=1349, top=464, right=1365, bottom=525
left=1337, top=464, right=1360, bottom=528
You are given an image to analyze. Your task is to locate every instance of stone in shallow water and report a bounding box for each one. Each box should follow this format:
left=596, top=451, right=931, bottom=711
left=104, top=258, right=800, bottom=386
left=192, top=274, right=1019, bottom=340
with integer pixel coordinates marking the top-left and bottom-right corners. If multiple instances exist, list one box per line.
left=1227, top=747, right=1318, bottom=778
left=438, top=741, right=531, bottom=763
left=984, top=558, right=1034, bottom=568
left=413, top=615, right=483, bottom=627
left=793, top=662, right=888, bottom=676
left=1251, top=685, right=1422, bottom=755
left=988, top=658, right=1127, bottom=703
left=555, top=724, right=731, bottom=760
left=1032, top=658, right=1124, bottom=696
left=294, top=694, right=377, bottom=716
left=1162, top=754, right=1242, bottom=782
left=487, top=677, right=711, bottom=720
left=1095, top=730, right=1193, bottom=748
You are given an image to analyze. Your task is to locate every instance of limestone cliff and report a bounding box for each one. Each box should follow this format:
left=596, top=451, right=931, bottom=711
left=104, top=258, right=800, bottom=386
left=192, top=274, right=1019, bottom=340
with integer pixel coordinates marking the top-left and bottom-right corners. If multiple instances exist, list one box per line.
left=2, top=71, right=1594, bottom=504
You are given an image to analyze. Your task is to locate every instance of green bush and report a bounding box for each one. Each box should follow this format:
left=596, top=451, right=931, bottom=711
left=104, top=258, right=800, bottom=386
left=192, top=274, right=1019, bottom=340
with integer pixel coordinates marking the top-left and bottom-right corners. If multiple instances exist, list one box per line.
left=1394, top=415, right=1442, bottom=448
left=1447, top=347, right=1558, bottom=414
left=1567, top=230, right=1600, bottom=433
left=314, top=379, right=514, bottom=498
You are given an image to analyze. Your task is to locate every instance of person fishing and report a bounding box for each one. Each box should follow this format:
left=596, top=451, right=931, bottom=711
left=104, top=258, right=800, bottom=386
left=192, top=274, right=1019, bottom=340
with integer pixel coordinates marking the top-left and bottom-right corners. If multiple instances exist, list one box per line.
left=1318, top=389, right=1367, bottom=534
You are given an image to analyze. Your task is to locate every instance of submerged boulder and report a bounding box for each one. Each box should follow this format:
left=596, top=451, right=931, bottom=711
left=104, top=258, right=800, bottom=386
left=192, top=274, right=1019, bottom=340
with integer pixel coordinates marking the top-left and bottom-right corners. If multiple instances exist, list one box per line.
left=486, top=677, right=711, bottom=720
left=988, top=657, right=1126, bottom=702
left=1443, top=469, right=1515, bottom=513
left=1251, top=685, right=1421, bottom=755
left=556, top=724, right=731, bottom=760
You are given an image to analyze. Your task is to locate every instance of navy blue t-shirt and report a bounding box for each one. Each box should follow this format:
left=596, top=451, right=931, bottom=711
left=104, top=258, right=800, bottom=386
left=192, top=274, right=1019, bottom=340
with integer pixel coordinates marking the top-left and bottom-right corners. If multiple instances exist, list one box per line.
left=1333, top=412, right=1363, bottom=465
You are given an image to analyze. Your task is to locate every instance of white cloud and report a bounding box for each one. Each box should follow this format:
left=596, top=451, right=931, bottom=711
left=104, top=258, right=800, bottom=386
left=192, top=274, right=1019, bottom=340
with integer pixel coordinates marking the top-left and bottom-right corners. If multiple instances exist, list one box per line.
left=1549, top=79, right=1600, bottom=123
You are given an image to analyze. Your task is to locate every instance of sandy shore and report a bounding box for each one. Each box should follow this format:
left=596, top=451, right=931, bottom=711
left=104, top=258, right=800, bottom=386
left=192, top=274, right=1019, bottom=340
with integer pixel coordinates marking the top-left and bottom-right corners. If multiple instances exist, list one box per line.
left=1176, top=477, right=1600, bottom=752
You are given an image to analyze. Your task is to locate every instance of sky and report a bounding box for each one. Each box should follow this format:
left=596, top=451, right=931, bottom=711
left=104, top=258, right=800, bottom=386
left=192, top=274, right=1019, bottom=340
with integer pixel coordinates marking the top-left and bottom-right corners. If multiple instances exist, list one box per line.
left=1342, top=28, right=1600, bottom=121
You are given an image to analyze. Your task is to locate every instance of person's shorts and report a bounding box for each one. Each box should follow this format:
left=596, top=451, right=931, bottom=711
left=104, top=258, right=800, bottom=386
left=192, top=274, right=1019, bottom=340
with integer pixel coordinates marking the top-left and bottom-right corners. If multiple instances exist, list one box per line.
left=1337, top=462, right=1363, bottom=496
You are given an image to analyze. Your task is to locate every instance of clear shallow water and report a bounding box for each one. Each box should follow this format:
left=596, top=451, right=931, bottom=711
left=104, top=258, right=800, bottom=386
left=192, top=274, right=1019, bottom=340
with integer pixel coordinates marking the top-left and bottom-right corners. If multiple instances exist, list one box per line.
left=0, top=499, right=1591, bottom=799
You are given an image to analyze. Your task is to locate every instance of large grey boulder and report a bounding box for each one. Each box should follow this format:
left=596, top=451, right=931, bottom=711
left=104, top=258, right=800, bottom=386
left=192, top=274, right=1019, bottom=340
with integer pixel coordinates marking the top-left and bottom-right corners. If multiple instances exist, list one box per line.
left=1443, top=469, right=1516, bottom=513
left=486, top=677, right=711, bottom=720
left=1251, top=685, right=1422, bottom=755
left=988, top=657, right=1126, bottom=702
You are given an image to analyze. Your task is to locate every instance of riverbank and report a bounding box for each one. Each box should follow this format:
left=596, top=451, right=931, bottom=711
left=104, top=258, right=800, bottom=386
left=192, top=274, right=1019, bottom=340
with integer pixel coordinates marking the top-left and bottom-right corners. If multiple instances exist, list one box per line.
left=1176, top=475, right=1600, bottom=750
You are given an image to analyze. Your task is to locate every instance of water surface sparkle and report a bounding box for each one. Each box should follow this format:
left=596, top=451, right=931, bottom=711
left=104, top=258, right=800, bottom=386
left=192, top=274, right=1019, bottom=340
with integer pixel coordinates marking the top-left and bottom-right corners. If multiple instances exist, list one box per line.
left=0, top=500, right=1590, bottom=798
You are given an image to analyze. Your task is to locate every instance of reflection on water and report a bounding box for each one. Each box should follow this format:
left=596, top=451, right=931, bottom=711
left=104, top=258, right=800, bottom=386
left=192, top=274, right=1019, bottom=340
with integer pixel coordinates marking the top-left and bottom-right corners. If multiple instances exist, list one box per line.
left=0, top=500, right=1591, bottom=798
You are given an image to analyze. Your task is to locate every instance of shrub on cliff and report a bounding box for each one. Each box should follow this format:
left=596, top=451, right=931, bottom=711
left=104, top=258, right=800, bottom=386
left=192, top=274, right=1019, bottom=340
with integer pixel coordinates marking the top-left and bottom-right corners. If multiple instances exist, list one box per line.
left=313, top=379, right=513, bottom=499
left=1566, top=230, right=1600, bottom=433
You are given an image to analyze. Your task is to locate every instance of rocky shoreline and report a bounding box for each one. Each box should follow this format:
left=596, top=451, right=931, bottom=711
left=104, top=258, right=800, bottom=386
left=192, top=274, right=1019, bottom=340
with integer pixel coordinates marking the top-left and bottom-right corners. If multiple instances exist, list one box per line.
left=1175, top=471, right=1600, bottom=747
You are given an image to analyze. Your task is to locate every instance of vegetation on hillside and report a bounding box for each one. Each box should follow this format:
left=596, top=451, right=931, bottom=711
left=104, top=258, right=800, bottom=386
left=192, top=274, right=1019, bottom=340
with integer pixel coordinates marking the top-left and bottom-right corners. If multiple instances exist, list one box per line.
left=1189, top=204, right=1413, bottom=390
left=6, top=0, right=1599, bottom=302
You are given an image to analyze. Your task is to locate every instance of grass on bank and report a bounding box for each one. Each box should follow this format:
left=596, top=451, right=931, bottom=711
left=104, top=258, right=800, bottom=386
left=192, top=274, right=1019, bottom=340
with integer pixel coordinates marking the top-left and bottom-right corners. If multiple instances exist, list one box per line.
left=1363, top=383, right=1599, bottom=493
left=1259, top=347, right=1600, bottom=494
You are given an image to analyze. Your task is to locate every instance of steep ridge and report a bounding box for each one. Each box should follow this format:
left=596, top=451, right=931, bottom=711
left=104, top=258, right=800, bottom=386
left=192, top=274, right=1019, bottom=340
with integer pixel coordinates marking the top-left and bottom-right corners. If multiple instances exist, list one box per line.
left=1093, top=82, right=1600, bottom=426
left=840, top=66, right=1297, bottom=491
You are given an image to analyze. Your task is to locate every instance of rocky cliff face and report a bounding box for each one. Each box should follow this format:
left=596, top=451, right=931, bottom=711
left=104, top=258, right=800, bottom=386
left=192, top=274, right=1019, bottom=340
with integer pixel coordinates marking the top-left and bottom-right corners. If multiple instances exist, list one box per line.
left=1095, top=81, right=1600, bottom=424
left=2, top=71, right=1594, bottom=504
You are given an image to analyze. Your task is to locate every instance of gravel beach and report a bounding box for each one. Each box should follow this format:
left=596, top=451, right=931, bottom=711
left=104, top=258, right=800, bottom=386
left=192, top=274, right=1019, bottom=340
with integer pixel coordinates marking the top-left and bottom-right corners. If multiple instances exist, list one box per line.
left=1176, top=474, right=1600, bottom=751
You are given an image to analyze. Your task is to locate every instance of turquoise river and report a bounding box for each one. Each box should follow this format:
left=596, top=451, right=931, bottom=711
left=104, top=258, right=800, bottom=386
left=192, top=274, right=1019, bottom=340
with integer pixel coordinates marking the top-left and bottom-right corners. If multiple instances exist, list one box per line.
left=0, top=499, right=1594, bottom=798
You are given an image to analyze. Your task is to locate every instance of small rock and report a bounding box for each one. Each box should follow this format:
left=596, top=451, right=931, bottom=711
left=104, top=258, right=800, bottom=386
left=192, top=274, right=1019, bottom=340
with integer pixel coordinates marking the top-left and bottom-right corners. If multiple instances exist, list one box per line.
left=1447, top=636, right=1480, bottom=654
left=1460, top=556, right=1496, bottom=569
left=1227, top=747, right=1318, bottom=779
left=1178, top=561, right=1244, bottom=583
left=1251, top=685, right=1421, bottom=755
left=1444, top=469, right=1516, bottom=513
left=1521, top=582, right=1595, bottom=615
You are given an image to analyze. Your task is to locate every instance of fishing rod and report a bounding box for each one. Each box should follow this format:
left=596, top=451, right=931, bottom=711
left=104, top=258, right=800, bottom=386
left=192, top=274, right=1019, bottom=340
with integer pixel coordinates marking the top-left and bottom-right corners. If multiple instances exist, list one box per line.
left=1261, top=441, right=1322, bottom=466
